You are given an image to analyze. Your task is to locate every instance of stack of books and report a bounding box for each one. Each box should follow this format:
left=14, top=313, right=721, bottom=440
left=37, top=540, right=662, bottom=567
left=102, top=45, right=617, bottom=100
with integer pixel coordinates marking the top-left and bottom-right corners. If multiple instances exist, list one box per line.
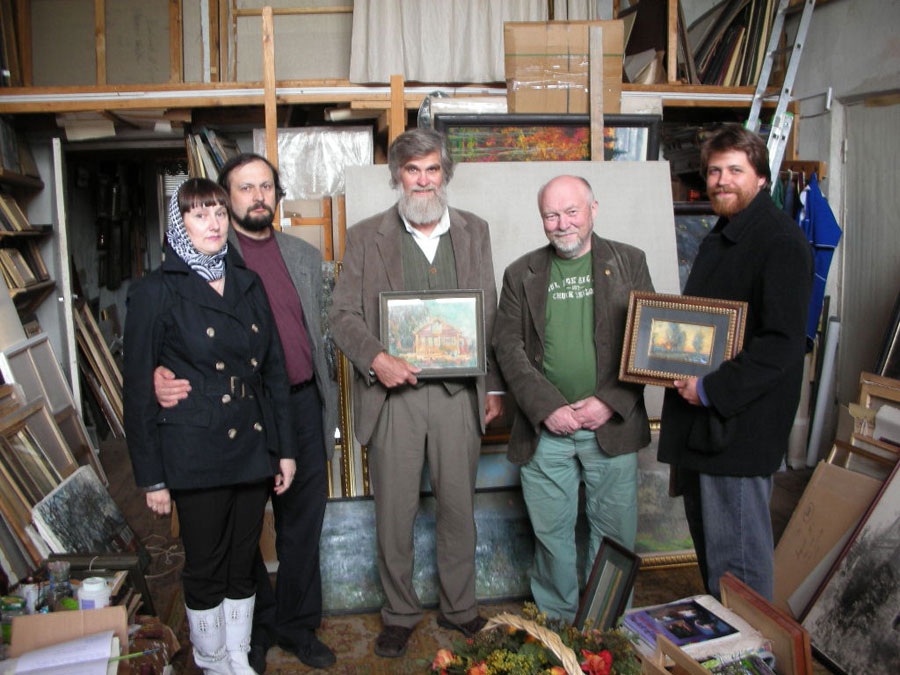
left=623, top=594, right=770, bottom=663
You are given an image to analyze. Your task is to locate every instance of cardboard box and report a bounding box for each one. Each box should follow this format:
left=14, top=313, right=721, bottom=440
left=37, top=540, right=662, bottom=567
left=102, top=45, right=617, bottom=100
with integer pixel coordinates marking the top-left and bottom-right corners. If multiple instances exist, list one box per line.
left=9, top=605, right=128, bottom=657
left=773, top=461, right=881, bottom=617
left=504, top=20, right=624, bottom=114
left=641, top=574, right=813, bottom=675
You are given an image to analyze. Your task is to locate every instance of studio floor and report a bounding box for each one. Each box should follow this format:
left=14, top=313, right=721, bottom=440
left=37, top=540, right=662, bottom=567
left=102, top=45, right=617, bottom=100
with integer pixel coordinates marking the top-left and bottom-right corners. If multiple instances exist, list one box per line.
left=99, top=436, right=831, bottom=674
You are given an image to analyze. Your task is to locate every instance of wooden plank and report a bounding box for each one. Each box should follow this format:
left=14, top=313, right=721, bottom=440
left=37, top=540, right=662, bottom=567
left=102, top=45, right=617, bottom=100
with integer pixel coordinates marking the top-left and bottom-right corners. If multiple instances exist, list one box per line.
left=589, top=25, right=604, bottom=161
left=781, top=160, right=827, bottom=182
left=389, top=74, right=405, bottom=145
left=208, top=0, right=219, bottom=82
left=261, top=6, right=279, bottom=227
left=218, top=0, right=229, bottom=83
left=169, top=0, right=183, bottom=83
left=234, top=6, right=352, bottom=17
left=336, top=195, right=346, bottom=261
left=667, top=0, right=677, bottom=83
left=94, top=0, right=106, bottom=86
left=14, top=0, right=30, bottom=86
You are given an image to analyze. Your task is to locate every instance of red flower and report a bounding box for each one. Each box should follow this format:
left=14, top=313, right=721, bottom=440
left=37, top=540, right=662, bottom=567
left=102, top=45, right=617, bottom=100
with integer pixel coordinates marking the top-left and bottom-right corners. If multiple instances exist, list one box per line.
left=467, top=663, right=488, bottom=675
left=581, top=649, right=613, bottom=675
left=432, top=648, right=455, bottom=670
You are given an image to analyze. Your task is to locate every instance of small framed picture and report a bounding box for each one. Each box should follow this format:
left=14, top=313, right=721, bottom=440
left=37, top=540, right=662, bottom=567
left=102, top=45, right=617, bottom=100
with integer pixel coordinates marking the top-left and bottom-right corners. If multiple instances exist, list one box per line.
left=619, top=291, right=748, bottom=387
left=575, top=536, right=640, bottom=631
left=379, top=289, right=485, bottom=378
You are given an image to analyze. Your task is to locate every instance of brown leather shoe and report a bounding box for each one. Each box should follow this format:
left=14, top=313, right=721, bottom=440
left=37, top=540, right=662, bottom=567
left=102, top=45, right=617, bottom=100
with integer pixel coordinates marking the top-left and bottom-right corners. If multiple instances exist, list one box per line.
left=374, top=624, right=413, bottom=658
left=437, top=614, right=487, bottom=638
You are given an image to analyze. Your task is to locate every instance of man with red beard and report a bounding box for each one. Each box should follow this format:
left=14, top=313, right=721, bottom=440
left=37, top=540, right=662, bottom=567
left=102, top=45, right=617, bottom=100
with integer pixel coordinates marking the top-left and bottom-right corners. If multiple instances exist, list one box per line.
left=659, top=125, right=813, bottom=601
left=330, top=129, right=503, bottom=657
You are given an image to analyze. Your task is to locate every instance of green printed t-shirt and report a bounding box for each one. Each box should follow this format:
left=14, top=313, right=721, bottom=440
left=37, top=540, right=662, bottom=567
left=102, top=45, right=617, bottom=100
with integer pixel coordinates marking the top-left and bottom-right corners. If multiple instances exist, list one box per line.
left=543, top=252, right=596, bottom=403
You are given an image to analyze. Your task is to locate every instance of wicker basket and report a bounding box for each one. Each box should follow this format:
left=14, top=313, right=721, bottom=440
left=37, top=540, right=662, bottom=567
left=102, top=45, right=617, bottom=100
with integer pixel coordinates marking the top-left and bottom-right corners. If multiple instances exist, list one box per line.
left=482, top=612, right=582, bottom=675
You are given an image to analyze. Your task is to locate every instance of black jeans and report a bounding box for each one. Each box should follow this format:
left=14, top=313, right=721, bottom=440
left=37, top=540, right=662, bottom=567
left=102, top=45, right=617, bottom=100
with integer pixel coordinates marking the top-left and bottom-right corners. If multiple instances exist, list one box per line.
left=174, top=480, right=270, bottom=610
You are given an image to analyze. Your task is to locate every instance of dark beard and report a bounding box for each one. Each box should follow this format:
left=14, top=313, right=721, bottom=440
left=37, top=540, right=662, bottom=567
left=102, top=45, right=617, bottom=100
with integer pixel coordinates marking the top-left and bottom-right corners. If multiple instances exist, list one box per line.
left=234, top=204, right=275, bottom=232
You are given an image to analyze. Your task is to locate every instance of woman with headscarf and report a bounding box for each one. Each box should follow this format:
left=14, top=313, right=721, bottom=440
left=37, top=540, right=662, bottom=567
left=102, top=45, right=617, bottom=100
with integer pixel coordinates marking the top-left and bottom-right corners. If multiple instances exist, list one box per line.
left=123, top=178, right=295, bottom=674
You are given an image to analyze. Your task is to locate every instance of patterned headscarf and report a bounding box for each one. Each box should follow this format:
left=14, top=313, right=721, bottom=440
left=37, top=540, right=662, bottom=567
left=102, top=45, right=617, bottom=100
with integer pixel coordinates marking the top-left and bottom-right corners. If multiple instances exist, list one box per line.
left=166, top=188, right=228, bottom=282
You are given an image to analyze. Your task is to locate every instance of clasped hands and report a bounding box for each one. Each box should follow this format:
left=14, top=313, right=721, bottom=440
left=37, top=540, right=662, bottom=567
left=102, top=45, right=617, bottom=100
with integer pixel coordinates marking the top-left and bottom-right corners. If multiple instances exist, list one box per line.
left=544, top=396, right=613, bottom=436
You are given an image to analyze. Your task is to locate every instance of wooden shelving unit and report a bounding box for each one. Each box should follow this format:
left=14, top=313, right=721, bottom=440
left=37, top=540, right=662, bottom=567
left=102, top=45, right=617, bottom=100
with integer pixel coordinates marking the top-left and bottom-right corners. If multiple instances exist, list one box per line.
left=0, top=170, right=55, bottom=319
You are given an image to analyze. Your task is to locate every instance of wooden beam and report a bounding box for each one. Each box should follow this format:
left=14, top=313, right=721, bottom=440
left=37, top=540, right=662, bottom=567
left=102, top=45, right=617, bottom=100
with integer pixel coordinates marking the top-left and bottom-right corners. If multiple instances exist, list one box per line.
left=14, top=0, right=31, bottom=86
left=262, top=6, right=279, bottom=226
left=234, top=6, right=352, bottom=17
left=589, top=26, right=604, bottom=161
left=169, top=0, right=183, bottom=83
left=389, top=74, right=405, bottom=146
left=94, top=0, right=106, bottom=85
left=667, top=0, right=677, bottom=84
left=208, top=0, right=219, bottom=82
left=218, top=0, right=229, bottom=82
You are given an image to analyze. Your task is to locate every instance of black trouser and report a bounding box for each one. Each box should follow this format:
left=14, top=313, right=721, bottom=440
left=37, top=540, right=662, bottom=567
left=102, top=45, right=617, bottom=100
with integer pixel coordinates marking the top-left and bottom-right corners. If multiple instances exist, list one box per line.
left=174, top=480, right=270, bottom=610
left=252, top=383, right=328, bottom=646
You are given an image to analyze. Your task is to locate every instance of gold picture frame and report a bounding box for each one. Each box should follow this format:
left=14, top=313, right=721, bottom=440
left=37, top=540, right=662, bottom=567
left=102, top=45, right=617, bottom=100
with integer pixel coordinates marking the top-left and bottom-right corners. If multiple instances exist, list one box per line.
left=620, top=291, right=747, bottom=387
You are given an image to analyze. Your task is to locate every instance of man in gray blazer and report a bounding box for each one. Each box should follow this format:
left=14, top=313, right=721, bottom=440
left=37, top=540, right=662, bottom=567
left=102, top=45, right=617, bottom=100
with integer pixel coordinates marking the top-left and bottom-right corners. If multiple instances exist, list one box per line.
left=493, top=175, right=653, bottom=622
left=330, top=129, right=503, bottom=658
left=155, top=154, right=337, bottom=672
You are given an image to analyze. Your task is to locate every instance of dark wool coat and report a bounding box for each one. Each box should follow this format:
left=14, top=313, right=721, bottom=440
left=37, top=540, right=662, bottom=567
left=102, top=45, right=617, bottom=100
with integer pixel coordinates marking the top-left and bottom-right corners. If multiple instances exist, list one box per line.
left=493, top=233, right=653, bottom=466
left=658, top=190, right=814, bottom=476
left=123, top=248, right=294, bottom=490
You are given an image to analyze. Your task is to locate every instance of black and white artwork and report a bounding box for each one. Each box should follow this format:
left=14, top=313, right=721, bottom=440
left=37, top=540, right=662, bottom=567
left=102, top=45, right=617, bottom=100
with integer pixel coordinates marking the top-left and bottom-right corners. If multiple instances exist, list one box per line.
left=802, top=463, right=900, bottom=674
left=32, top=466, right=137, bottom=554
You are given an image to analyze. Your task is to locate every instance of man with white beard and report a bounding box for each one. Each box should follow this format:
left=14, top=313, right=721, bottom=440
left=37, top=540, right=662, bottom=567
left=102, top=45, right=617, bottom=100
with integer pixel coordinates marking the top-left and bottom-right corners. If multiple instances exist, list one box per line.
left=330, top=129, right=504, bottom=658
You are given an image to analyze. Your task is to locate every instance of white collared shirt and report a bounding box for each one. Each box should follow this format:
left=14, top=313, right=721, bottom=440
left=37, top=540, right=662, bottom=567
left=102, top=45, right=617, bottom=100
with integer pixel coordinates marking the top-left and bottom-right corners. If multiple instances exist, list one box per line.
left=399, top=209, right=450, bottom=263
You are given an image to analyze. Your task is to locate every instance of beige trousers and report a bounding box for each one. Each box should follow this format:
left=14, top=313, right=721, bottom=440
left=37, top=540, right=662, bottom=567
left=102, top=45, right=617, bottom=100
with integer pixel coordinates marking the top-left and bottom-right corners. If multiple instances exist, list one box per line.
left=368, top=381, right=481, bottom=628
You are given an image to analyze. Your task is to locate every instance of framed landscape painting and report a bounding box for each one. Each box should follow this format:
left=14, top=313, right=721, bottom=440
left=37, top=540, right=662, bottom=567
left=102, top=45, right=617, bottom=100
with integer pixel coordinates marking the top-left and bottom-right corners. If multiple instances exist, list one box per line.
left=433, top=113, right=661, bottom=163
left=620, top=291, right=747, bottom=387
left=379, top=289, right=485, bottom=378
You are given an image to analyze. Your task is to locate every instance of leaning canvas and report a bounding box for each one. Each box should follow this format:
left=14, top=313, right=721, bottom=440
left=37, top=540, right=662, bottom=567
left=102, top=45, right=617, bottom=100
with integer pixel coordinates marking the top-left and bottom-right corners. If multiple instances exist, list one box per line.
left=802, top=462, right=900, bottom=673
left=32, top=466, right=138, bottom=554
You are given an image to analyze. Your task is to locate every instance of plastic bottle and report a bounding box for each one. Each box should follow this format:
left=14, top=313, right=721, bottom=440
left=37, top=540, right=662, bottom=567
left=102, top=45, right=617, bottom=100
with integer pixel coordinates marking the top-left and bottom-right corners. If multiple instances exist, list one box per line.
left=77, top=577, right=111, bottom=610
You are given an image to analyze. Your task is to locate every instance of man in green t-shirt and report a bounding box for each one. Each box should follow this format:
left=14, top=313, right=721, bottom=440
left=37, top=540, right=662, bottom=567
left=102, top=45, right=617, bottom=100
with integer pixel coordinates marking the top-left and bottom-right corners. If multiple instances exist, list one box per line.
left=493, top=175, right=654, bottom=621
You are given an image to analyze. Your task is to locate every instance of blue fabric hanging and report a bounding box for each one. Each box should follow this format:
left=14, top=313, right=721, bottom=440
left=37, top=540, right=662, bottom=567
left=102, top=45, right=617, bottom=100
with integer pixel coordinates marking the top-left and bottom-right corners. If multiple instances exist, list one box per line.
left=798, top=173, right=842, bottom=350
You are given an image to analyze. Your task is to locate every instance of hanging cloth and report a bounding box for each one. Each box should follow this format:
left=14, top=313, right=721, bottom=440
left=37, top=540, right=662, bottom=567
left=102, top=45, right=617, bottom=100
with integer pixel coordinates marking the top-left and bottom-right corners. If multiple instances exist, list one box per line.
left=798, top=173, right=842, bottom=350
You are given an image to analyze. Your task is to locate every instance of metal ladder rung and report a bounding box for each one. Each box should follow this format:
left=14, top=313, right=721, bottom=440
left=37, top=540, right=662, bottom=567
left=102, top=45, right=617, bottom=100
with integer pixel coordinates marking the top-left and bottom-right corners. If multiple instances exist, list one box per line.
left=745, top=0, right=816, bottom=182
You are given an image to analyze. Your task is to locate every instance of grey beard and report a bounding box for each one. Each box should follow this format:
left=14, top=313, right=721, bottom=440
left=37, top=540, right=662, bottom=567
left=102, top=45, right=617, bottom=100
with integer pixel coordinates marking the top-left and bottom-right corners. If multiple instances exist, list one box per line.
left=550, top=233, right=588, bottom=259
left=398, top=186, right=447, bottom=226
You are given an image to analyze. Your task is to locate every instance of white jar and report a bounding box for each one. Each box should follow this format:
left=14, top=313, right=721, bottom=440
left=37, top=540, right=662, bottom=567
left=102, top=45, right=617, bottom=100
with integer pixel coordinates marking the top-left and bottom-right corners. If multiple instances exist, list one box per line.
left=77, top=577, right=111, bottom=610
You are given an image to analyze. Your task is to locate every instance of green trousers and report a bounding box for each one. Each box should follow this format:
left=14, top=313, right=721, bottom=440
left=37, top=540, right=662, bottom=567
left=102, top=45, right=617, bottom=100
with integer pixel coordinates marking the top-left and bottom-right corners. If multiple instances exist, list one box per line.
left=520, top=429, right=638, bottom=622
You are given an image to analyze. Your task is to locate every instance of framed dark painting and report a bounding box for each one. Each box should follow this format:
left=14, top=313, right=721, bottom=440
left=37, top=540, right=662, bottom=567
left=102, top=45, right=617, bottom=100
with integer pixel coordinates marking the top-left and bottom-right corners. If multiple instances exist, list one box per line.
left=433, top=113, right=661, bottom=163
left=575, top=536, right=640, bottom=631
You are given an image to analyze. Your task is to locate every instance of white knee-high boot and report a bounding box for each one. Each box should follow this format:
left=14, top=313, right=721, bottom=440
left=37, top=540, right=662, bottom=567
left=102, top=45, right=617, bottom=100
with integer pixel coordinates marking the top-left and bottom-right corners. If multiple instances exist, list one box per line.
left=186, top=602, right=234, bottom=674
left=224, top=595, right=256, bottom=674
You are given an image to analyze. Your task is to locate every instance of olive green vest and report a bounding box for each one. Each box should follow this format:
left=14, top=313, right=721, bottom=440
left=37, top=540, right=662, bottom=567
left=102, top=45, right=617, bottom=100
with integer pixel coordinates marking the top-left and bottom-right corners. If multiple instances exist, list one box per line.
left=401, top=230, right=458, bottom=291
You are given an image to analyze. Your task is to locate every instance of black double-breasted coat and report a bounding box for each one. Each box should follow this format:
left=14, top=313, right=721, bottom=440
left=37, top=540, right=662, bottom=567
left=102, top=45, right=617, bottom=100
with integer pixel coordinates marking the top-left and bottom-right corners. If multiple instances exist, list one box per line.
left=658, top=191, right=814, bottom=476
left=123, top=248, right=294, bottom=490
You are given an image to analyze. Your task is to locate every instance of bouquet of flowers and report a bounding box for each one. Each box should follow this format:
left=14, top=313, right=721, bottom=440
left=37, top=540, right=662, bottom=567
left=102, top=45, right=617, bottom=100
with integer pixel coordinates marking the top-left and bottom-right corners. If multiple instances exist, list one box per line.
left=428, top=604, right=640, bottom=675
